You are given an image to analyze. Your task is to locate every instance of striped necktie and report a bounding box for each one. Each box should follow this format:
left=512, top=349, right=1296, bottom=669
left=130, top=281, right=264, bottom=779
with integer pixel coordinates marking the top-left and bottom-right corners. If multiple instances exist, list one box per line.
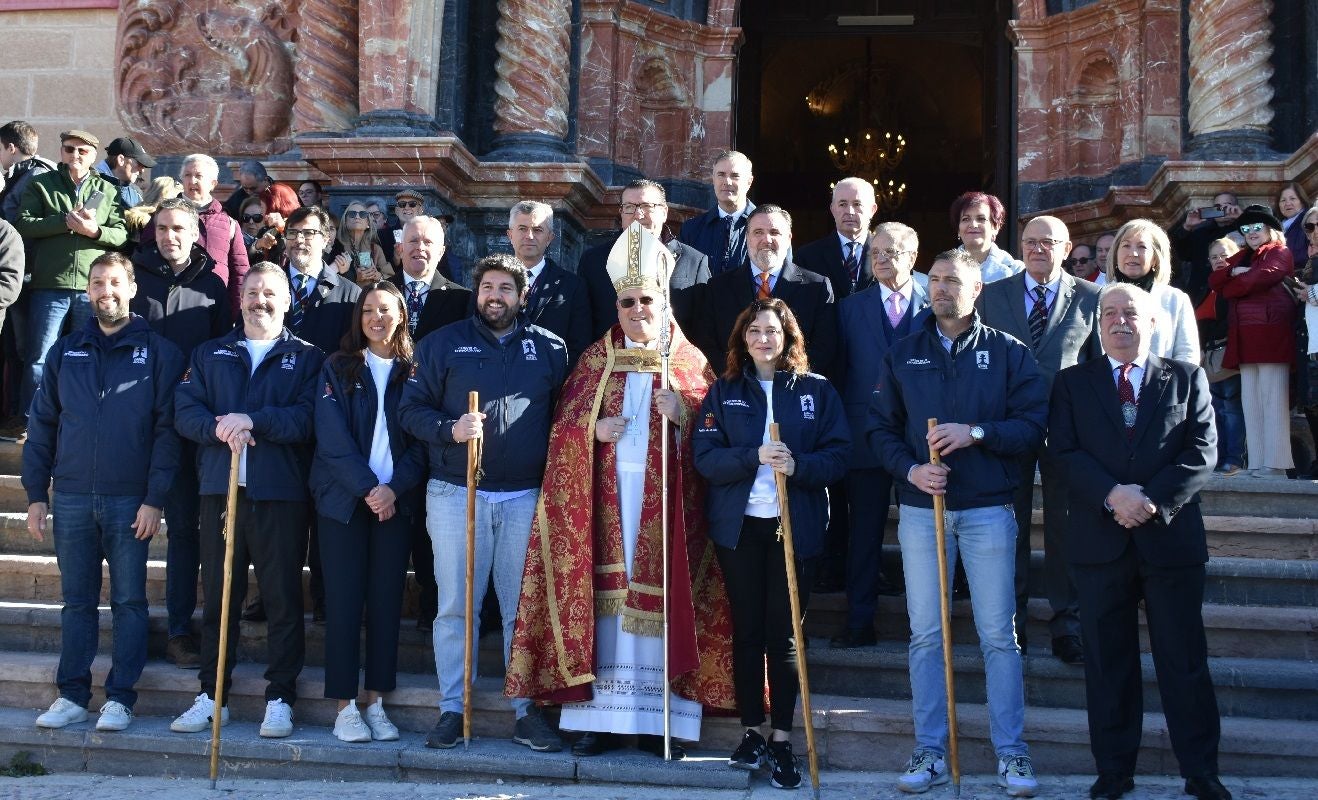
left=290, top=273, right=308, bottom=329
left=757, top=271, right=772, bottom=299
left=1028, top=285, right=1048, bottom=347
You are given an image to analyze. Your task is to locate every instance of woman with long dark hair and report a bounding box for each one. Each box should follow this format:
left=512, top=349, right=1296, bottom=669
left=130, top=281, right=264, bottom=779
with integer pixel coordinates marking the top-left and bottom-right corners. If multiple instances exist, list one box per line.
left=1208, top=205, right=1296, bottom=477
left=693, top=298, right=850, bottom=790
left=312, top=281, right=425, bottom=741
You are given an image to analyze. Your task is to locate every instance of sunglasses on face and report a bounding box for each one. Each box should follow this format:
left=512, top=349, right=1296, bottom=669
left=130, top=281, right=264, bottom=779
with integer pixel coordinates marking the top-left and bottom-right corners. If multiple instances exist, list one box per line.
left=1239, top=223, right=1267, bottom=235
left=344, top=210, right=369, bottom=219
left=396, top=200, right=422, bottom=209
left=241, top=213, right=264, bottom=223
left=62, top=145, right=93, bottom=156
left=1071, top=257, right=1091, bottom=265
left=1304, top=222, right=1317, bottom=233
left=616, top=295, right=658, bottom=309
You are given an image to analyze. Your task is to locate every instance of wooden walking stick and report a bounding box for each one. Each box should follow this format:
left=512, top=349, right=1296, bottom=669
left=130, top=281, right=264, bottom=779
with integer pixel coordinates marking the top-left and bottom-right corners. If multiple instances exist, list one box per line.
left=209, top=446, right=242, bottom=788
left=926, top=418, right=961, bottom=796
left=463, top=390, right=481, bottom=748
left=769, top=423, right=821, bottom=800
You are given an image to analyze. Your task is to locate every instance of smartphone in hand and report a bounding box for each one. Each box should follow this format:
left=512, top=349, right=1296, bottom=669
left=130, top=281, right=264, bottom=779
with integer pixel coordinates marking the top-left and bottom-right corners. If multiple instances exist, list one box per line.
left=82, top=190, right=107, bottom=214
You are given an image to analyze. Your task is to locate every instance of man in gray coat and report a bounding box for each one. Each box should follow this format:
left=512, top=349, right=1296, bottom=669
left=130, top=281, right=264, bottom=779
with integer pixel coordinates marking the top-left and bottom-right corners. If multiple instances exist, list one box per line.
left=977, top=214, right=1101, bottom=664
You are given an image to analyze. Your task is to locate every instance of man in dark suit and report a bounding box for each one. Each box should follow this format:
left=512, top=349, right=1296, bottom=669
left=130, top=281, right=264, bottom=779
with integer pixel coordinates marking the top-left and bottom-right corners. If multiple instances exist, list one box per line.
left=978, top=214, right=1102, bottom=664
left=793, top=177, right=877, bottom=301
left=1049, top=282, right=1229, bottom=800
left=678, top=150, right=755, bottom=273
left=507, top=200, right=591, bottom=364
left=391, top=215, right=471, bottom=344
left=830, top=221, right=929, bottom=648
left=579, top=179, right=709, bottom=340
left=694, top=204, right=838, bottom=376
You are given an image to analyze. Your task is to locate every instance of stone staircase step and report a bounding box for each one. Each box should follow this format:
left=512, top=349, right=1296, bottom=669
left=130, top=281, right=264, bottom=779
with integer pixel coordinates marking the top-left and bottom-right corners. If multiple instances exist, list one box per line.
left=807, top=640, right=1318, bottom=721
left=0, top=512, right=169, bottom=558
left=1, top=650, right=1315, bottom=777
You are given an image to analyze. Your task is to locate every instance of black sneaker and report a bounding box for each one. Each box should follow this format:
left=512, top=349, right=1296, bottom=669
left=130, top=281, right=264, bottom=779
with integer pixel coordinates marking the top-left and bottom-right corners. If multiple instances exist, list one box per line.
left=425, top=711, right=463, bottom=749
left=767, top=739, right=802, bottom=789
left=728, top=728, right=767, bottom=770
left=513, top=707, right=563, bottom=752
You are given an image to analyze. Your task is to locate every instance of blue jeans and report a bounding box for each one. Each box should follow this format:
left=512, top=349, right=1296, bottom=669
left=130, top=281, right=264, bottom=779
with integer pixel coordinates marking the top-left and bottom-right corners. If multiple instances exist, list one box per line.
left=162, top=443, right=200, bottom=637
left=897, top=503, right=1027, bottom=759
left=427, top=479, right=536, bottom=717
left=1210, top=375, right=1245, bottom=468
left=52, top=491, right=149, bottom=709
left=22, top=289, right=90, bottom=419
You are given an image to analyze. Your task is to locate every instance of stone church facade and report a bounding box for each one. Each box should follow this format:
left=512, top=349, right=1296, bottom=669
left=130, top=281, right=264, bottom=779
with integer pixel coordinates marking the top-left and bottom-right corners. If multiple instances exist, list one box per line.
left=3, top=1, right=1315, bottom=276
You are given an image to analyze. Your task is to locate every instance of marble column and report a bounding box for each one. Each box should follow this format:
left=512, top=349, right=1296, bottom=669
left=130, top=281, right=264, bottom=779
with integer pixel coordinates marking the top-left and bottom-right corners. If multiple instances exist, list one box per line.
left=489, top=0, right=575, bottom=160
left=356, top=0, right=446, bottom=133
left=293, top=0, right=360, bottom=136
left=1186, top=0, right=1276, bottom=157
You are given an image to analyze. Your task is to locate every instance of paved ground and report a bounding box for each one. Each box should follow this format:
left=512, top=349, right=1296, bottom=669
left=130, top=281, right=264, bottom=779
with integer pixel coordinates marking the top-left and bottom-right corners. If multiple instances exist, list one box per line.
left=2, top=773, right=1313, bottom=799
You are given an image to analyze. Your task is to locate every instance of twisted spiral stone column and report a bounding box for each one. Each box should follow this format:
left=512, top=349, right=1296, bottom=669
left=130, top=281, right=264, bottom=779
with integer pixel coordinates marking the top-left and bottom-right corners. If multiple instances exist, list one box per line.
left=493, top=0, right=572, bottom=143
left=293, top=0, right=360, bottom=135
left=1187, top=0, right=1274, bottom=138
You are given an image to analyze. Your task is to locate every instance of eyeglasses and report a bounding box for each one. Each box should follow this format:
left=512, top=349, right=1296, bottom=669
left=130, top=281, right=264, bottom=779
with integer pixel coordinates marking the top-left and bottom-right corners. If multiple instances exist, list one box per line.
left=1208, top=253, right=1230, bottom=262
left=240, top=213, right=264, bottom=223
left=286, top=229, right=324, bottom=240
left=62, top=145, right=93, bottom=156
left=1071, top=256, right=1091, bottom=265
left=1023, top=237, right=1064, bottom=252
left=1304, top=222, right=1316, bottom=233
left=395, top=200, right=422, bottom=209
left=344, top=210, right=369, bottom=219
left=620, top=202, right=666, bottom=215
left=1239, top=223, right=1267, bottom=235
left=368, top=211, right=385, bottom=219
left=873, top=248, right=909, bottom=260
left=617, top=295, right=658, bottom=309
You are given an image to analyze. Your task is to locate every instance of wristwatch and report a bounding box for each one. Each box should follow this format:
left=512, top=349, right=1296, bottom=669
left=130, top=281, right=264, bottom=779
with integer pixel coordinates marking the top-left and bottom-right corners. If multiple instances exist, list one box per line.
left=969, top=425, right=985, bottom=444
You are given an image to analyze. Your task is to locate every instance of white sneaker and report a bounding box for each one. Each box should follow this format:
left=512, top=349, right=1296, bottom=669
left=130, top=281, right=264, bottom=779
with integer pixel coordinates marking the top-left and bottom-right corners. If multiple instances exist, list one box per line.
left=95, top=700, right=132, bottom=732
left=36, top=697, right=88, bottom=729
left=897, top=749, right=949, bottom=793
left=171, top=693, right=229, bottom=733
left=363, top=697, right=399, bottom=741
left=260, top=698, right=294, bottom=738
left=332, top=703, right=372, bottom=743
left=998, top=755, right=1040, bottom=797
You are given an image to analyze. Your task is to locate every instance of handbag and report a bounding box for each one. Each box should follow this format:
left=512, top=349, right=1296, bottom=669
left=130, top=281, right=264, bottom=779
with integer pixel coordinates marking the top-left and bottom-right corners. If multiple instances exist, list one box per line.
left=1201, top=338, right=1238, bottom=384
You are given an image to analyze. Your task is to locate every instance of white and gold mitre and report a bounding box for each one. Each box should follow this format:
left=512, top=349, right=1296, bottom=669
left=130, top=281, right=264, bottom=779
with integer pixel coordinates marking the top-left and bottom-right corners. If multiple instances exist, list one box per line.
left=606, top=221, right=673, bottom=294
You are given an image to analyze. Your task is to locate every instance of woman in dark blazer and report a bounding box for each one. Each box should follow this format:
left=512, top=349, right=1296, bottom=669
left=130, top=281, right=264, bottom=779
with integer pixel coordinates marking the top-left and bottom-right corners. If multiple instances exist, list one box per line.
left=312, top=281, right=425, bottom=742
left=693, top=297, right=850, bottom=790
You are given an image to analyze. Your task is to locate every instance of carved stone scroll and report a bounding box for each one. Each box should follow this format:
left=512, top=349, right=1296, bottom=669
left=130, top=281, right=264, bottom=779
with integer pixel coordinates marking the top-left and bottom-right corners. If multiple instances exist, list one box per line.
left=492, top=0, right=572, bottom=140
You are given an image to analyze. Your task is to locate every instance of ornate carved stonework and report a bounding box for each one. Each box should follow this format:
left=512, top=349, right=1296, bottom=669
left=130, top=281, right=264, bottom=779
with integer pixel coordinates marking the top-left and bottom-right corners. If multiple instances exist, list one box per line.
left=1187, top=0, right=1274, bottom=137
left=493, top=0, right=572, bottom=140
left=116, top=0, right=296, bottom=155
left=293, top=0, right=359, bottom=135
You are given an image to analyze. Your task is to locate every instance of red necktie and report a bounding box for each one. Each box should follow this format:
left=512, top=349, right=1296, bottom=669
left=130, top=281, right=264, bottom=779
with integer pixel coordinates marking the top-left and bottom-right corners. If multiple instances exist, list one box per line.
left=1117, top=363, right=1137, bottom=439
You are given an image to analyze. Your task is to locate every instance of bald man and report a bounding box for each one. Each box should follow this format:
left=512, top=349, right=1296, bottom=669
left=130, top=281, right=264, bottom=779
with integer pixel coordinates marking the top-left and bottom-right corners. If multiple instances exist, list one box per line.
left=794, top=177, right=878, bottom=301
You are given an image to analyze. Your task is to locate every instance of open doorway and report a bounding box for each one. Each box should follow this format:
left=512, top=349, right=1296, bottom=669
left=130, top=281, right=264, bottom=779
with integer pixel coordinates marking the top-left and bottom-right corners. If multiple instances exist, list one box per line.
left=734, top=2, right=1015, bottom=269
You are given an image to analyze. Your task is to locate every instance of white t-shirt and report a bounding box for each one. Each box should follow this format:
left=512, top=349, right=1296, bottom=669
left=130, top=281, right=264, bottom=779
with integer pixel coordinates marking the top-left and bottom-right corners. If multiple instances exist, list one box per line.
left=365, top=350, right=395, bottom=485
left=237, top=337, right=280, bottom=486
left=745, top=379, right=779, bottom=518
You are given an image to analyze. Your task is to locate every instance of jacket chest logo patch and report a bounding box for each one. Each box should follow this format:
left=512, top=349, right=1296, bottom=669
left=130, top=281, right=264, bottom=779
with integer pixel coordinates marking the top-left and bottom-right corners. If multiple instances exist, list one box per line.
left=975, top=351, right=990, bottom=370
left=906, top=357, right=931, bottom=366
left=132, top=346, right=148, bottom=365
left=522, top=339, right=537, bottom=361
left=722, top=399, right=749, bottom=408
left=280, top=353, right=297, bottom=370
left=800, top=394, right=816, bottom=419
left=454, top=346, right=481, bottom=354
left=64, top=350, right=90, bottom=358
left=212, top=348, right=239, bottom=359
left=703, top=412, right=716, bottom=429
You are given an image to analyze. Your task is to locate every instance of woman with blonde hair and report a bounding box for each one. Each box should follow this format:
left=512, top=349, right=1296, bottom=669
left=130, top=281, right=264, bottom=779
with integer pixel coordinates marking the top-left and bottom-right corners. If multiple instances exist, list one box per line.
left=1105, top=218, right=1200, bottom=363
left=334, top=201, right=391, bottom=286
left=1208, top=205, right=1296, bottom=477
left=123, top=176, right=182, bottom=240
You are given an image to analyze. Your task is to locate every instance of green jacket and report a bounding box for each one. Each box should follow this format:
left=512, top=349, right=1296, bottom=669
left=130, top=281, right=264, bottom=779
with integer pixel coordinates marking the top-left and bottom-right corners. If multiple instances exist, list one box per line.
left=16, top=164, right=128, bottom=290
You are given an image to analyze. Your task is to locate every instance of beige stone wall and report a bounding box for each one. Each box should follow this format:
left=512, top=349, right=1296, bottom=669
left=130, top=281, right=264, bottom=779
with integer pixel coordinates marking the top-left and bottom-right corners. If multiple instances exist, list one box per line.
left=0, top=8, right=128, bottom=160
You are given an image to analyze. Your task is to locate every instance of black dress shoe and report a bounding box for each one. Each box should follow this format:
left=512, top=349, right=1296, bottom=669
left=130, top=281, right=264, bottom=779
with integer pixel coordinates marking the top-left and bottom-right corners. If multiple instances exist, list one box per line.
left=829, top=628, right=878, bottom=649
left=1089, top=772, right=1134, bottom=799
left=1052, top=634, right=1085, bottom=665
left=312, top=604, right=326, bottom=625
left=240, top=600, right=266, bottom=622
left=876, top=574, right=904, bottom=597
left=1185, top=775, right=1232, bottom=800
left=636, top=734, right=685, bottom=760
left=571, top=731, right=622, bottom=756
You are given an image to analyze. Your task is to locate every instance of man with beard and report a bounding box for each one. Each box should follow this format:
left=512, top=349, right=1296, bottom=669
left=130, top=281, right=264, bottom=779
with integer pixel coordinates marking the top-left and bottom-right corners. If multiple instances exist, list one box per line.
left=505, top=224, right=735, bottom=760
left=171, top=262, right=324, bottom=740
left=282, top=204, right=359, bottom=623
left=130, top=197, right=232, bottom=669
left=170, top=155, right=249, bottom=318
left=867, top=250, right=1047, bottom=797
left=25, top=252, right=184, bottom=733
left=399, top=253, right=570, bottom=752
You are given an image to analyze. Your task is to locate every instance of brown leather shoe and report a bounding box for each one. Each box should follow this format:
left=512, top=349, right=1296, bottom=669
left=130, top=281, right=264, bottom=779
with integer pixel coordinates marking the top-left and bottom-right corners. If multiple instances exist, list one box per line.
left=165, top=635, right=201, bottom=669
